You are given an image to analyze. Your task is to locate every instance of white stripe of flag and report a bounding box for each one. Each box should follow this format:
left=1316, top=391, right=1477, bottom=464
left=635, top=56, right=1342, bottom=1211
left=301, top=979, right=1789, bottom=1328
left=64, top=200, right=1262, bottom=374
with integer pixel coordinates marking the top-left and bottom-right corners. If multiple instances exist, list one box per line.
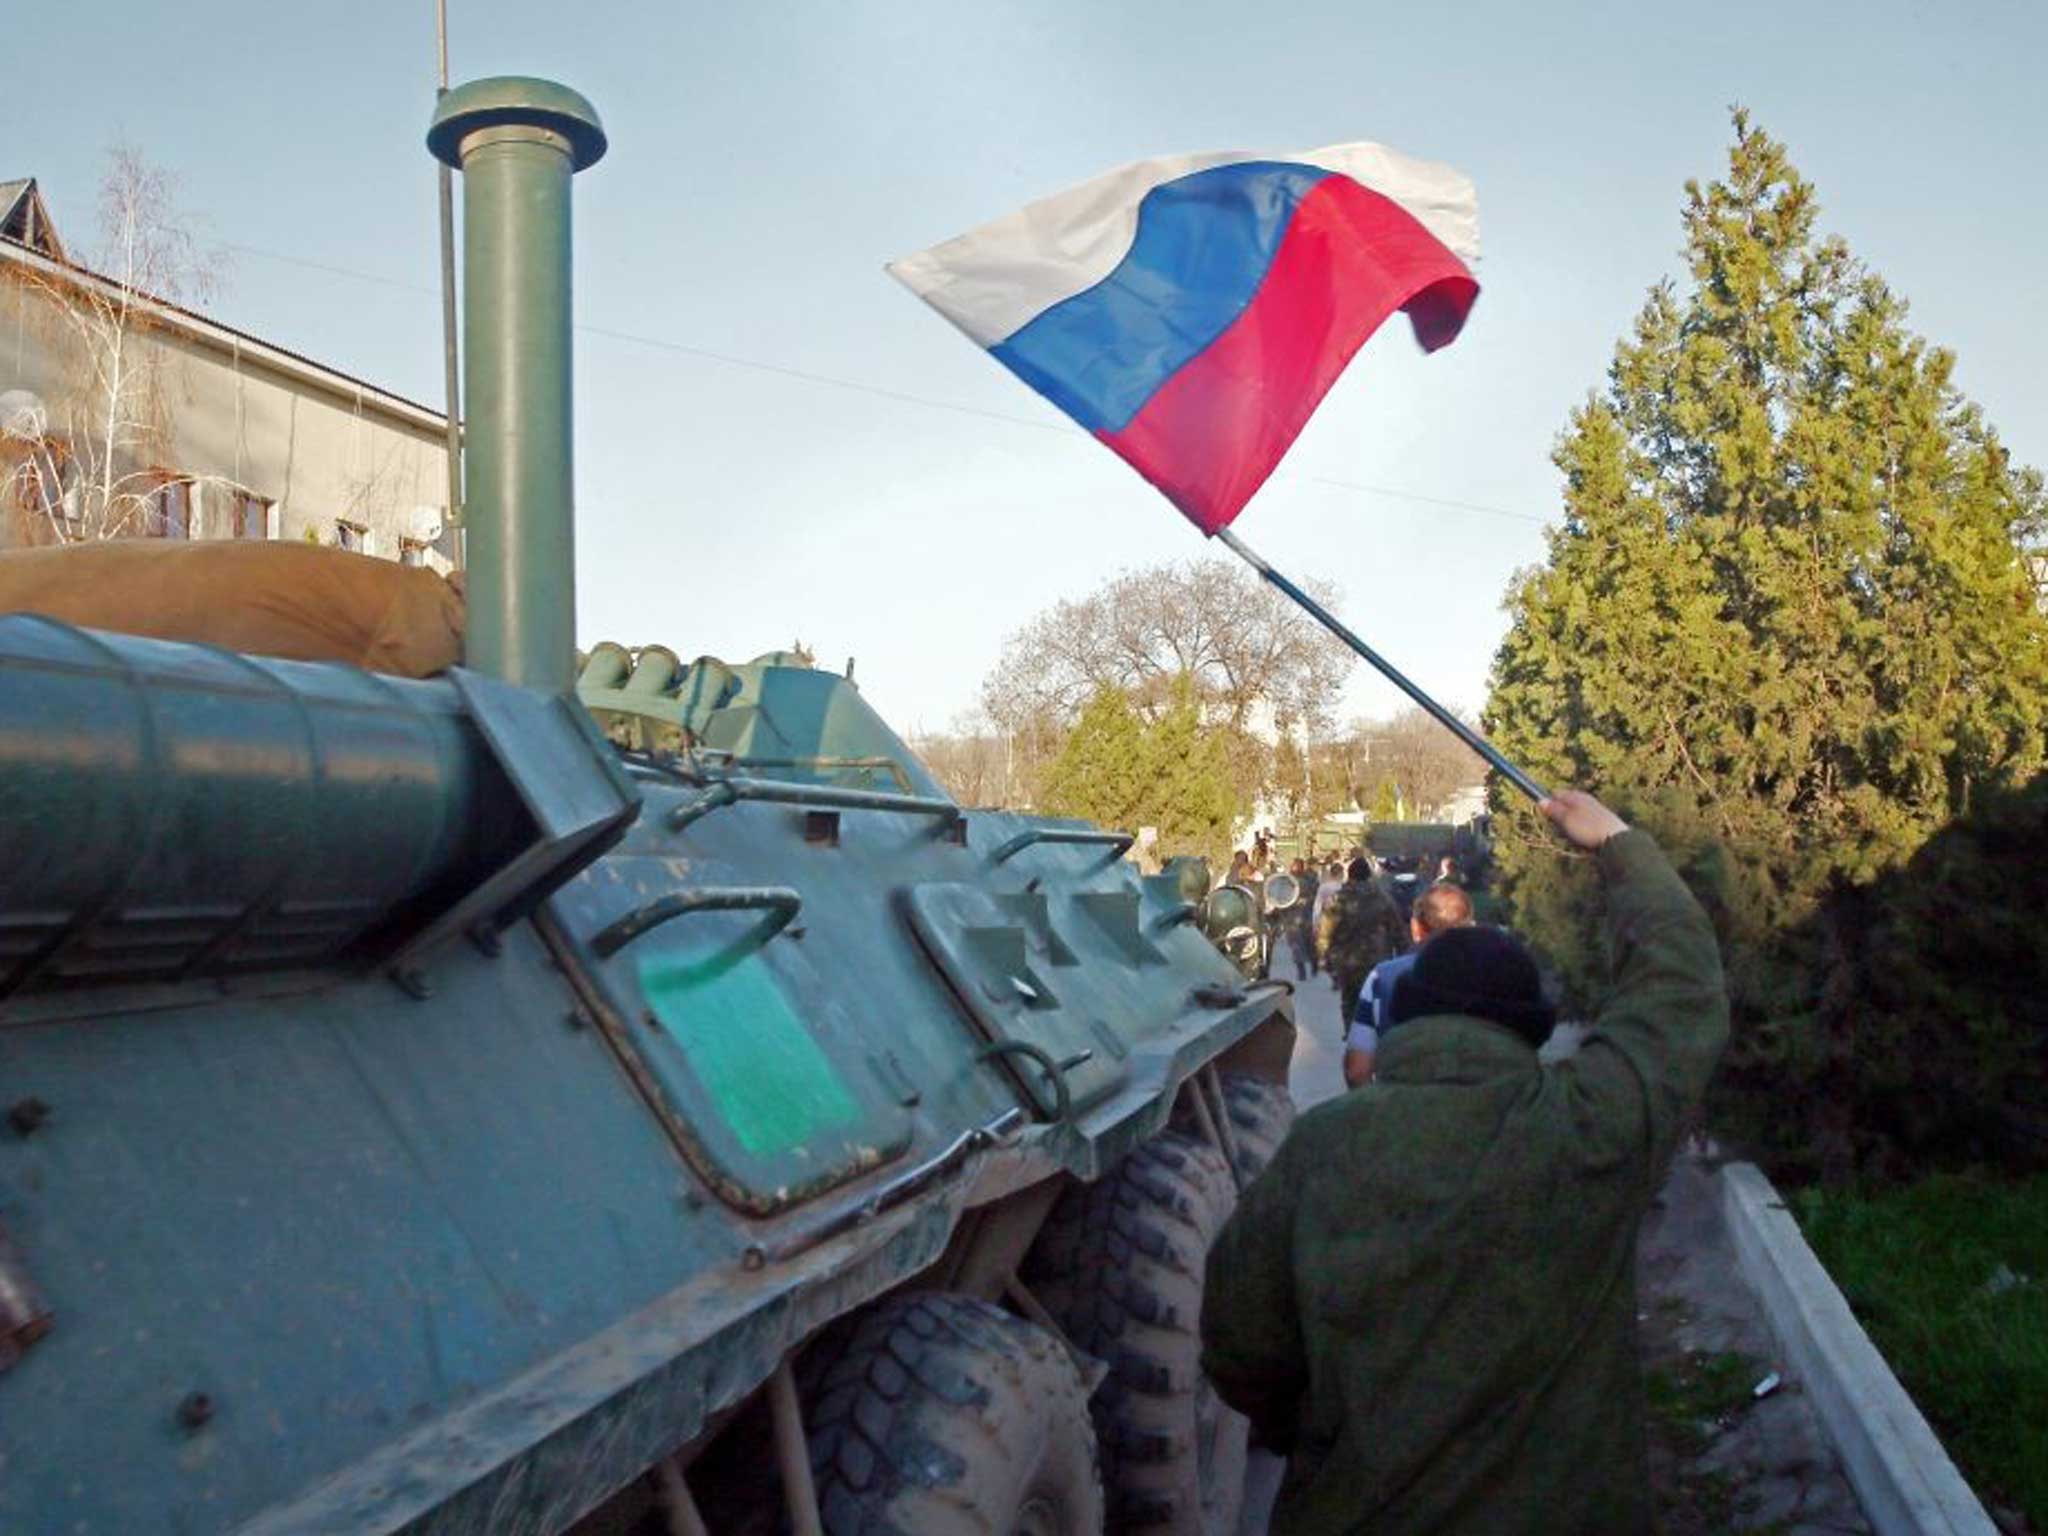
left=887, top=142, right=1481, bottom=349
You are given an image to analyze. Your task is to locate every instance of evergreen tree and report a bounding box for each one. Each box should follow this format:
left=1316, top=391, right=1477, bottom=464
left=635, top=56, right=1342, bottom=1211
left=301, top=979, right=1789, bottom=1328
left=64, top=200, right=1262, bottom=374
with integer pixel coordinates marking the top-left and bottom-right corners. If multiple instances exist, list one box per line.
left=1370, top=776, right=1401, bottom=824
left=1487, top=112, right=2048, bottom=1179
left=1272, top=727, right=1309, bottom=822
left=1040, top=677, right=1244, bottom=867
left=1039, top=686, right=1148, bottom=830
left=1143, top=674, right=1242, bottom=866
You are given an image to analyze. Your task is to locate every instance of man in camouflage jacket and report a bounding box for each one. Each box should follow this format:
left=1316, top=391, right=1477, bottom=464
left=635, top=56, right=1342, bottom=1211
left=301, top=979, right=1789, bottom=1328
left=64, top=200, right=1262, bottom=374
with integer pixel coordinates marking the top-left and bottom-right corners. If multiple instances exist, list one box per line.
left=1201, top=790, right=1728, bottom=1535
left=1315, top=857, right=1409, bottom=1031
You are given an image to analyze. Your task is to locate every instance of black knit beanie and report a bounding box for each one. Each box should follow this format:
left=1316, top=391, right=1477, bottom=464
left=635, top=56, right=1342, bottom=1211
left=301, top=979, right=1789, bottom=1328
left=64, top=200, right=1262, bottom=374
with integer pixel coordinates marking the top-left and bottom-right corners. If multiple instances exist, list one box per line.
left=1388, top=925, right=1555, bottom=1046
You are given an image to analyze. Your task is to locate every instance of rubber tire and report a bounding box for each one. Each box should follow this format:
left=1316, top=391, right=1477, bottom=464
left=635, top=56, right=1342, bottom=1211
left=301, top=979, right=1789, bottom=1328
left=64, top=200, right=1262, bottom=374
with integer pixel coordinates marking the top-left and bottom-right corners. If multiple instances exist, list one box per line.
left=799, top=1292, right=1103, bottom=1536
left=1218, top=1072, right=1294, bottom=1184
left=1023, top=1131, right=1247, bottom=1533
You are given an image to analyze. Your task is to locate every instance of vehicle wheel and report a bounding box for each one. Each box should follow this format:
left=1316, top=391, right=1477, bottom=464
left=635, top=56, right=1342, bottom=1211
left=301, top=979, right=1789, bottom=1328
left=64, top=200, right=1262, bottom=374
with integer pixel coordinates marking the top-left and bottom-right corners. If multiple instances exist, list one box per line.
left=1023, top=1131, right=1246, bottom=1533
left=800, top=1292, right=1102, bottom=1536
left=1218, top=1072, right=1294, bottom=1183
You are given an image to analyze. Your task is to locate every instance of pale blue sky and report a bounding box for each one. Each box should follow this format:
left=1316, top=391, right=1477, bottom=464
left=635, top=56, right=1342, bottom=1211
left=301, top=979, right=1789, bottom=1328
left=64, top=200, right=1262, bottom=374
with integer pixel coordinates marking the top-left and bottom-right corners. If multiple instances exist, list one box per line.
left=8, top=1, right=2044, bottom=734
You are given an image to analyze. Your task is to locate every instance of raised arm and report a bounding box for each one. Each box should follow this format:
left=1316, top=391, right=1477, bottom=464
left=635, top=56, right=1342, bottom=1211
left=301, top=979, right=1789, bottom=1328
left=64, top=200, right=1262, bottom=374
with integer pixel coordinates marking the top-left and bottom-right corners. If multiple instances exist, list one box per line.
left=1542, top=790, right=1729, bottom=1177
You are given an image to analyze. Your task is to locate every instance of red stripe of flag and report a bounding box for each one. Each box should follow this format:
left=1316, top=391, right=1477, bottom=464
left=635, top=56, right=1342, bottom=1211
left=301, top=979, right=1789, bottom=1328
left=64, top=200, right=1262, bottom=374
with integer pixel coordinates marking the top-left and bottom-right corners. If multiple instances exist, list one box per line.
left=1099, top=175, right=1478, bottom=535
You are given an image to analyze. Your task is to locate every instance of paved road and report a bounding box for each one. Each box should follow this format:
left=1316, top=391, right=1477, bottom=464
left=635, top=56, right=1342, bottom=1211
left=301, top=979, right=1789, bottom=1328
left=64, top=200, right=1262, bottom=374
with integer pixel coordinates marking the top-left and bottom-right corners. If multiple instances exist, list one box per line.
left=1279, top=959, right=1348, bottom=1114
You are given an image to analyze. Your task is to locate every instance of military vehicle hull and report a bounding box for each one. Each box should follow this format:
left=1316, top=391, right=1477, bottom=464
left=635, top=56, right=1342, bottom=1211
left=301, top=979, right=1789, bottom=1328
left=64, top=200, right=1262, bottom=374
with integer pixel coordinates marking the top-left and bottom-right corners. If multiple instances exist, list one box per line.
left=0, top=654, right=1292, bottom=1532
left=0, top=75, right=1297, bottom=1535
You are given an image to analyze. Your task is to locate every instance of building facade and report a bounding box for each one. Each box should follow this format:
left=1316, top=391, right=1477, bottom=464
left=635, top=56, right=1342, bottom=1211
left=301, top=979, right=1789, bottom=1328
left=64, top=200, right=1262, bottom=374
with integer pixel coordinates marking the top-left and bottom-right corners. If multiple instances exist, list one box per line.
left=1, top=177, right=453, bottom=568
left=1438, top=782, right=1489, bottom=826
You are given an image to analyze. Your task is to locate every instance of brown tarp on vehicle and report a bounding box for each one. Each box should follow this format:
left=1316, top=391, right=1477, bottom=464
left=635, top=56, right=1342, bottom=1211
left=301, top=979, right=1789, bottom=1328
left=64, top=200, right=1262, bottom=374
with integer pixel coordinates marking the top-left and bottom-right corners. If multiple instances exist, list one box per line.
left=0, top=540, right=465, bottom=677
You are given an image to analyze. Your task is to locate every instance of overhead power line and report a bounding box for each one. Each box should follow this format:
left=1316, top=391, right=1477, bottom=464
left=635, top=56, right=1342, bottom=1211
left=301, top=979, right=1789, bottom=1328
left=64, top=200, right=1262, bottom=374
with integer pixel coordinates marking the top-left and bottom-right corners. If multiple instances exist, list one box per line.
left=573, top=316, right=1081, bottom=437
left=223, top=238, right=1555, bottom=529
left=1305, top=476, right=1547, bottom=524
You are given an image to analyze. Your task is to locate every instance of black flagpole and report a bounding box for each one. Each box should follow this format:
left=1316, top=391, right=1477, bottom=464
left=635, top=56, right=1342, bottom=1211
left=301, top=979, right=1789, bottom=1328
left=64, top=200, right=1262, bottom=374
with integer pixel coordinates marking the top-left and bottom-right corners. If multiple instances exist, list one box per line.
left=1213, top=526, right=1550, bottom=805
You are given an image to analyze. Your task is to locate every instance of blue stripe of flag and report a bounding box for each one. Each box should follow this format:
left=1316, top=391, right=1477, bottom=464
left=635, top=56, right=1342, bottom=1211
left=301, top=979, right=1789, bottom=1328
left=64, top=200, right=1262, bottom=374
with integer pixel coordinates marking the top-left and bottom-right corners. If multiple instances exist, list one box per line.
left=989, top=161, right=1332, bottom=435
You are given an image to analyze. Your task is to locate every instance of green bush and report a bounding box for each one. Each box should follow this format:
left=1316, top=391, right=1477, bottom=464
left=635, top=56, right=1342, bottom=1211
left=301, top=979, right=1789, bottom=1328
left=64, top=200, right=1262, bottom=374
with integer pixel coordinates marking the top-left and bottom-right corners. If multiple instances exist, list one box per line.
left=1796, top=775, right=2048, bottom=1180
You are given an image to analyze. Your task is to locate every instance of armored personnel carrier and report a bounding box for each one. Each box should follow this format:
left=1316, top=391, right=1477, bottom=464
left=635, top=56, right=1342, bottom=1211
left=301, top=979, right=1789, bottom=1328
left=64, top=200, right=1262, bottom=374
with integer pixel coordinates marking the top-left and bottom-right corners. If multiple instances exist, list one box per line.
left=0, top=78, right=1295, bottom=1534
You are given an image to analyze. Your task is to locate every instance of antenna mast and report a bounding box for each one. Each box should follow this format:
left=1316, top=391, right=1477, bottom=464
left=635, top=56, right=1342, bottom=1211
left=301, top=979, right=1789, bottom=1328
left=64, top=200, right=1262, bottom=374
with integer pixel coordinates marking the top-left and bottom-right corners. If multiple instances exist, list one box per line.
left=435, top=0, right=463, bottom=567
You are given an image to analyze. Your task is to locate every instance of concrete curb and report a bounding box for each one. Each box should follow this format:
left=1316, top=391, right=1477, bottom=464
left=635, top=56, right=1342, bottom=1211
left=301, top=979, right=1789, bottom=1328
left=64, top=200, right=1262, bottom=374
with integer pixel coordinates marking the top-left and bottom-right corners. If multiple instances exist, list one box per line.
left=1719, top=1161, right=1999, bottom=1536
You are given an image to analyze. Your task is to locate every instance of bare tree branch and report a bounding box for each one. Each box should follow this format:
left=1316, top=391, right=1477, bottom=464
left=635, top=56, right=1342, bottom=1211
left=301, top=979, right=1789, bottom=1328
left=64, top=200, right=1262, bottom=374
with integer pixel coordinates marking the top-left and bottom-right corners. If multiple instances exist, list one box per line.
left=3, top=145, right=227, bottom=545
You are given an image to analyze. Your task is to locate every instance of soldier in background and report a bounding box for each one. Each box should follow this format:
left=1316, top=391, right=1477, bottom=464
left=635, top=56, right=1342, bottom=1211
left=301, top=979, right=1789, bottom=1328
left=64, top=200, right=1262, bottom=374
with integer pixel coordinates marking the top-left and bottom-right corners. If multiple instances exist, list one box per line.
left=1308, top=859, right=1344, bottom=951
left=1227, top=849, right=1258, bottom=892
left=1290, top=857, right=1322, bottom=976
left=1315, top=857, right=1408, bottom=1031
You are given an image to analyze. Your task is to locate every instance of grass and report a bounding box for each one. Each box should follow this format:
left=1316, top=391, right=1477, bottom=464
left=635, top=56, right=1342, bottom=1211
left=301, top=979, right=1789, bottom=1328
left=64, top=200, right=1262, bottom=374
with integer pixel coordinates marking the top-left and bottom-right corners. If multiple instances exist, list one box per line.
left=1643, top=1345, right=1792, bottom=1535
left=1646, top=1347, right=1765, bottom=1458
left=1793, top=1172, right=2048, bottom=1530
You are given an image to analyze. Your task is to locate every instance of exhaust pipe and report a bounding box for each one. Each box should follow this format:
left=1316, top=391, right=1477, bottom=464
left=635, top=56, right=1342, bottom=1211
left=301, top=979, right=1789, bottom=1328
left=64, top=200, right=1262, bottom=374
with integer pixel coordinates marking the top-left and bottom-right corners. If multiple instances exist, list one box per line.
left=428, top=77, right=606, bottom=693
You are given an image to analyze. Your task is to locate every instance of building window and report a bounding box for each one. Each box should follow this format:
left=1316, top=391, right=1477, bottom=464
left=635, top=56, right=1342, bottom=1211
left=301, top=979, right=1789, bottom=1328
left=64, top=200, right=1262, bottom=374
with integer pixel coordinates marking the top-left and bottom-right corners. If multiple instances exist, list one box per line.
left=227, top=490, right=272, bottom=540
left=146, top=475, right=193, bottom=539
left=334, top=520, right=366, bottom=552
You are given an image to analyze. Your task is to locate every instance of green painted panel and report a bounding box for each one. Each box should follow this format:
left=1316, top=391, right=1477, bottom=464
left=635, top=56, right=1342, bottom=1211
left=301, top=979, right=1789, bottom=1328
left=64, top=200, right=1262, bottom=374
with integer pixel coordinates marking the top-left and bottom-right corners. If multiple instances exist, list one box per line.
left=604, top=908, right=914, bottom=1214
left=640, top=953, right=859, bottom=1156
left=902, top=882, right=1133, bottom=1118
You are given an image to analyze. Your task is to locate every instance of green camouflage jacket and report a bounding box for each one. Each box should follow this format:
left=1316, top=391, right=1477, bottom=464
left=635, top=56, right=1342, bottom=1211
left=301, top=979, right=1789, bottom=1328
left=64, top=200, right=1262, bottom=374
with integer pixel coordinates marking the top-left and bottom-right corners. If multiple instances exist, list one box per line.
left=1201, top=830, right=1727, bottom=1536
left=1315, top=878, right=1406, bottom=986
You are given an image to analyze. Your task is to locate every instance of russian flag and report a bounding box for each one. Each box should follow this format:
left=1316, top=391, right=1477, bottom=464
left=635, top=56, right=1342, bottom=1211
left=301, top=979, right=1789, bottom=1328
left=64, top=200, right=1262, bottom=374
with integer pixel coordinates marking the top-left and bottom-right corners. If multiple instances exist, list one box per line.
left=890, top=144, right=1480, bottom=534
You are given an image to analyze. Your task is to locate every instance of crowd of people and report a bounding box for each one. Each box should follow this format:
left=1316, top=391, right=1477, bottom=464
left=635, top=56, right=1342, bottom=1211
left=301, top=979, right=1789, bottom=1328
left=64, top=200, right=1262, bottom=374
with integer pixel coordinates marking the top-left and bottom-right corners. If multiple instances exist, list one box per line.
left=1219, top=832, right=1472, bottom=1054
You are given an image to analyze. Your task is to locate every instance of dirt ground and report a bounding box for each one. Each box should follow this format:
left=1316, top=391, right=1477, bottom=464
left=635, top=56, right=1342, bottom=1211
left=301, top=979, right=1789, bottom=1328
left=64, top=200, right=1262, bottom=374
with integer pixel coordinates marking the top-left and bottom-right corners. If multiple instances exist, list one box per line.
left=1238, top=966, right=1871, bottom=1535
left=1637, top=1150, right=1870, bottom=1535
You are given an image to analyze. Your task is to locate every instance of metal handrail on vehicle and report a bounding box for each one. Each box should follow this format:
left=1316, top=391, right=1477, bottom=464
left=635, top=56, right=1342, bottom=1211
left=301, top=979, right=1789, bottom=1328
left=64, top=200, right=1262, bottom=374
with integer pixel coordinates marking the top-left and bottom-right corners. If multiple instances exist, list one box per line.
left=590, top=886, right=802, bottom=959
left=694, top=752, right=915, bottom=793
left=747, top=1104, right=1028, bottom=1270
left=665, top=776, right=965, bottom=833
left=989, top=827, right=1136, bottom=864
left=662, top=779, right=739, bottom=832
left=977, top=1039, right=1095, bottom=1127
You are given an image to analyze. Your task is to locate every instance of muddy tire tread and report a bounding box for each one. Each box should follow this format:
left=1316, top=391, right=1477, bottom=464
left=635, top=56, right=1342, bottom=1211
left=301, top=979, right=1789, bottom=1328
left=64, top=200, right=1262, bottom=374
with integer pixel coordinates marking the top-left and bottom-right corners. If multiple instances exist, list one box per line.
left=798, top=1292, right=1101, bottom=1536
left=1220, top=1072, right=1295, bottom=1183
left=1024, top=1130, right=1244, bottom=1532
